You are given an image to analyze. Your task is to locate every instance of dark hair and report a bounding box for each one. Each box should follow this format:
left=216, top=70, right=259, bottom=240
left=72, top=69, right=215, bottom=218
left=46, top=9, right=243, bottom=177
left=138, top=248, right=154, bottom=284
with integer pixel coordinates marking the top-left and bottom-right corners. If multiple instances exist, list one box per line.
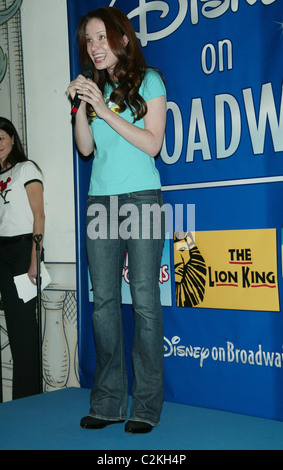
left=77, top=7, right=163, bottom=123
left=0, top=117, right=41, bottom=172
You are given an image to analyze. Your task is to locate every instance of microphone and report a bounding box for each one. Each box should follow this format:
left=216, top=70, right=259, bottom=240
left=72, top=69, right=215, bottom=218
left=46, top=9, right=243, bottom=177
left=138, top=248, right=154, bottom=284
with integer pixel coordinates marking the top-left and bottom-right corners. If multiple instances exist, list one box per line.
left=71, top=63, right=94, bottom=117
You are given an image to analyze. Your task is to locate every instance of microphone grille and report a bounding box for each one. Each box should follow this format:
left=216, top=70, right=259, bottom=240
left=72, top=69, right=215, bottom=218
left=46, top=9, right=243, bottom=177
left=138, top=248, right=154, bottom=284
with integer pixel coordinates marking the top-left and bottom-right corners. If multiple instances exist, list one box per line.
left=82, top=63, right=94, bottom=79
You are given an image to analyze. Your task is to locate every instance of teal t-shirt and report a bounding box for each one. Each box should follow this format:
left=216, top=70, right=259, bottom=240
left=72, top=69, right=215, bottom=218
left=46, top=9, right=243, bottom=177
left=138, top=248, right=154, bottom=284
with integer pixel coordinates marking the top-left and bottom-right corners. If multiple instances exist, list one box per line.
left=88, top=68, right=166, bottom=196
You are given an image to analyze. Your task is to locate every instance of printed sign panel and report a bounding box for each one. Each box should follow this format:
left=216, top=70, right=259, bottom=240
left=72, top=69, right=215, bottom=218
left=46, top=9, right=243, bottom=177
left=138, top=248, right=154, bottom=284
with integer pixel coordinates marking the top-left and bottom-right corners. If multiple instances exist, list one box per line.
left=174, top=229, right=279, bottom=311
left=67, top=0, right=283, bottom=420
left=88, top=238, right=172, bottom=306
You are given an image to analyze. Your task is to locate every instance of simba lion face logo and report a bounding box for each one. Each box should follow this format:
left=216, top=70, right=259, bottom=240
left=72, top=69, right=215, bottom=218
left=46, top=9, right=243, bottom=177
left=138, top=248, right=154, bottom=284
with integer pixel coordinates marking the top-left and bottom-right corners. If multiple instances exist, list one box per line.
left=174, top=232, right=206, bottom=307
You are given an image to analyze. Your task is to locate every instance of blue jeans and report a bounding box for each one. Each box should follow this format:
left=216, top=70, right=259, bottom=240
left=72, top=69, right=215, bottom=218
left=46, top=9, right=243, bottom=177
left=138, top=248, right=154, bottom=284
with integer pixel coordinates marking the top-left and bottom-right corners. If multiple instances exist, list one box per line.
left=86, top=190, right=165, bottom=426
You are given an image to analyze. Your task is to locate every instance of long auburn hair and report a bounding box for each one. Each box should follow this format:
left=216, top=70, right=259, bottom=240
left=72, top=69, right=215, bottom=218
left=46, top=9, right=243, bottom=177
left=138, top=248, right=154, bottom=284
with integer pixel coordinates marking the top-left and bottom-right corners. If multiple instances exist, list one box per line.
left=77, top=7, right=161, bottom=123
left=0, top=117, right=41, bottom=172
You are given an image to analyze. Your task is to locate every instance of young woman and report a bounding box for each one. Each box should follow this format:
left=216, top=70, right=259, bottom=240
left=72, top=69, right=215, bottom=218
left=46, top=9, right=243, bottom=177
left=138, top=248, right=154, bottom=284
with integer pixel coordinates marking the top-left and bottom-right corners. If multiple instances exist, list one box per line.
left=0, top=117, right=45, bottom=399
left=68, top=7, right=167, bottom=434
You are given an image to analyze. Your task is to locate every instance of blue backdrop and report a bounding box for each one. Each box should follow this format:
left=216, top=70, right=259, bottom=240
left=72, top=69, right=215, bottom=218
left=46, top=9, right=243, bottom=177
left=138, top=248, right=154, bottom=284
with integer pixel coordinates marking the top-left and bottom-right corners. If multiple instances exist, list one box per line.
left=67, top=0, right=283, bottom=420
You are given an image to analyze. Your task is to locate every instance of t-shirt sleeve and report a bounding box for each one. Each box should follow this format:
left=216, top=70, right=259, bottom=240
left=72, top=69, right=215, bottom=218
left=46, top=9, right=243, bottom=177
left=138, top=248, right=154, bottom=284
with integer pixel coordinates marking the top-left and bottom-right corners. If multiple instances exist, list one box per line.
left=21, top=161, right=43, bottom=187
left=140, top=69, right=167, bottom=103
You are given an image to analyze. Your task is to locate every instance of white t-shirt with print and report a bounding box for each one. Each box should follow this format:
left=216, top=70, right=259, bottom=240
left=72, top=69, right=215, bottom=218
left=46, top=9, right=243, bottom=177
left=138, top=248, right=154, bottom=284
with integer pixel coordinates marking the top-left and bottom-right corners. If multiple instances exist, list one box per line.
left=0, top=161, right=43, bottom=237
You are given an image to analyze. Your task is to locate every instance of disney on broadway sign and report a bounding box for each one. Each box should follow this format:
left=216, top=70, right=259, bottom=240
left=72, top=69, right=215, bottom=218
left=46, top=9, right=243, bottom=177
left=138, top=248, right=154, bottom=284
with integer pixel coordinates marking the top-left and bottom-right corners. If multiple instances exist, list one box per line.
left=110, top=0, right=278, bottom=45
left=164, top=336, right=283, bottom=369
left=108, top=1, right=282, bottom=180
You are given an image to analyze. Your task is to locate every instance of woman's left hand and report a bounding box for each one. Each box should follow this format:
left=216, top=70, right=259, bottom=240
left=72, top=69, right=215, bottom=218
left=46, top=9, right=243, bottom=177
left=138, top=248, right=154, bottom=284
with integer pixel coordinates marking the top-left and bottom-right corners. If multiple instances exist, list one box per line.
left=78, top=79, right=109, bottom=120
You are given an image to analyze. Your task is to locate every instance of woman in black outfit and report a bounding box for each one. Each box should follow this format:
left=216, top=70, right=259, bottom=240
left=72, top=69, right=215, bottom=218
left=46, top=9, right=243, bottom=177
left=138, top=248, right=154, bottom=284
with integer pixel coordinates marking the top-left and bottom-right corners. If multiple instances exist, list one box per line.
left=0, top=117, right=45, bottom=400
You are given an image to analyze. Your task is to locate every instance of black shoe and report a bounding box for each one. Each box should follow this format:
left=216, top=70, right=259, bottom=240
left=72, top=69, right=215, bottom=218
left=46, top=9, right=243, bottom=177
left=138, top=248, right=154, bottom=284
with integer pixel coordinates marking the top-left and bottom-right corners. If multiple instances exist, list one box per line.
left=125, top=420, right=153, bottom=434
left=80, top=415, right=125, bottom=429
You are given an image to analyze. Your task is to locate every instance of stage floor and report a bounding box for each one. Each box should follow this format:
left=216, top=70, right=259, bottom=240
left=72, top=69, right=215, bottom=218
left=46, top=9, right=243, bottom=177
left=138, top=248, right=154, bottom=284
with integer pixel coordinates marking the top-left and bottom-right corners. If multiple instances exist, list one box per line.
left=0, top=387, right=283, bottom=450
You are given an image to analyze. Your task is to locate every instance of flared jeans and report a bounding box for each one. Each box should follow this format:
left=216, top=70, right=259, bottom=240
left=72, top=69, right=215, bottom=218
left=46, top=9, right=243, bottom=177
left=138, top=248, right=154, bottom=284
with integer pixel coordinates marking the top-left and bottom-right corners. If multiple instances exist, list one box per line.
left=86, top=189, right=165, bottom=426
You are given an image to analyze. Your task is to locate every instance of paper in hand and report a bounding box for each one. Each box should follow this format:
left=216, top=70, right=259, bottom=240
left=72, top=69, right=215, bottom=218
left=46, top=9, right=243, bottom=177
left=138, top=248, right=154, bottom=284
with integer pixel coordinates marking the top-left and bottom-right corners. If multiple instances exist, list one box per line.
left=13, top=262, right=52, bottom=303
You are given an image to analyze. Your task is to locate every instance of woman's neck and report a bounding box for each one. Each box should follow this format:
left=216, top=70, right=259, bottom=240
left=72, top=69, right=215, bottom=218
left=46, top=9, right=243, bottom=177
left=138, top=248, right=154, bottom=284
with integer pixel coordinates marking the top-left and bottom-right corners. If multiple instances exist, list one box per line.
left=1, top=162, right=12, bottom=171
